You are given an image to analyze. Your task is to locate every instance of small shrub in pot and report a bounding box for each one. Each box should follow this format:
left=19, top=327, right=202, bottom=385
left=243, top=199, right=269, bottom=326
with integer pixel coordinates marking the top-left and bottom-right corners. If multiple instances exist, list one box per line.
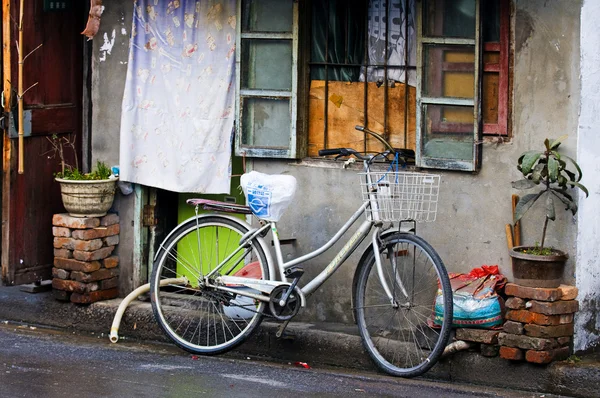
left=510, top=136, right=588, bottom=287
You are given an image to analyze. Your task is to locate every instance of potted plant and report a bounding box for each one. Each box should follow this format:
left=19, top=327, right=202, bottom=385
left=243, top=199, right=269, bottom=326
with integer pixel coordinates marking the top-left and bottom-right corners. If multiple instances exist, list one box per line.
left=510, top=136, right=588, bottom=288
left=47, top=135, right=118, bottom=218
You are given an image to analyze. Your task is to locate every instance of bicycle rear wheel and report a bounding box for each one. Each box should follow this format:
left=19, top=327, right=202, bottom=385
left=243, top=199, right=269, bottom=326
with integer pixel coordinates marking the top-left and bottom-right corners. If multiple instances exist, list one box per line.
left=151, top=215, right=269, bottom=355
left=354, top=233, right=452, bottom=377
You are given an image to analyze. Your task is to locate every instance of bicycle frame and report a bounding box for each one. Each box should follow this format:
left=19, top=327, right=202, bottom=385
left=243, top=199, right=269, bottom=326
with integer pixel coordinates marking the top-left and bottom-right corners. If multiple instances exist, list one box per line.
left=211, top=159, right=400, bottom=307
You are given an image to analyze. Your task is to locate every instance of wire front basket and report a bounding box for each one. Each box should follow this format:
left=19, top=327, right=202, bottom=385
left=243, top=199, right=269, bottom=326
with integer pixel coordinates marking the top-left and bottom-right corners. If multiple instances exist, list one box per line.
left=359, top=171, right=441, bottom=222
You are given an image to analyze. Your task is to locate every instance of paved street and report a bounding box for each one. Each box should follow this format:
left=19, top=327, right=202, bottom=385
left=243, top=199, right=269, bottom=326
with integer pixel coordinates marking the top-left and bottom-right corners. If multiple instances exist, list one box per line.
left=0, top=322, right=560, bottom=398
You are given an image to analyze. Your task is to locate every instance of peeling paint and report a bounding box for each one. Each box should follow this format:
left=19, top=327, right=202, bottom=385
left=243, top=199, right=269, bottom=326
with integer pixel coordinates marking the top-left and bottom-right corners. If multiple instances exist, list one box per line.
left=99, top=30, right=117, bottom=62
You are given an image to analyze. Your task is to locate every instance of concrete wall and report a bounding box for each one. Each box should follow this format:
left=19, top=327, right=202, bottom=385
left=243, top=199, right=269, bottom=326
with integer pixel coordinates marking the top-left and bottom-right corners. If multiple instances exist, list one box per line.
left=575, top=0, right=600, bottom=353
left=252, top=0, right=583, bottom=324
left=91, top=0, right=136, bottom=295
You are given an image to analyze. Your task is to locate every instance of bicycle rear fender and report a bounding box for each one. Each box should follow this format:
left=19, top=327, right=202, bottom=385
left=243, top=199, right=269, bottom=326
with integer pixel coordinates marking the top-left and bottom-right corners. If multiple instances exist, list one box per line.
left=153, top=214, right=275, bottom=280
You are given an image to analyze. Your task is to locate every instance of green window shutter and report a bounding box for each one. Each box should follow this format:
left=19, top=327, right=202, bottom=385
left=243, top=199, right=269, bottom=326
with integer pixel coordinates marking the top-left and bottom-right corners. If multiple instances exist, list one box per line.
left=416, top=0, right=482, bottom=171
left=235, top=0, right=302, bottom=159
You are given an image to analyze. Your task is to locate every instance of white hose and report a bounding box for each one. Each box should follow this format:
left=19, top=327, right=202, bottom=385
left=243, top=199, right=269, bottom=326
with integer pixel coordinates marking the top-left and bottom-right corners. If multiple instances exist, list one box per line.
left=442, top=340, right=473, bottom=357
left=109, top=277, right=188, bottom=343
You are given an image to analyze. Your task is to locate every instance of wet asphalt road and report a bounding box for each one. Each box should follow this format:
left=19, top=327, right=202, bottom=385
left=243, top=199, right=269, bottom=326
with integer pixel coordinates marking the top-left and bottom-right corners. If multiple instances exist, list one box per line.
left=0, top=322, right=558, bottom=398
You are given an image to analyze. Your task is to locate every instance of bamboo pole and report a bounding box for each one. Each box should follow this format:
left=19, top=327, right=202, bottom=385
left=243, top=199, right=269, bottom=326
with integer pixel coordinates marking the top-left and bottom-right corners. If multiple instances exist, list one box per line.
left=17, top=0, right=24, bottom=174
left=512, top=194, right=521, bottom=246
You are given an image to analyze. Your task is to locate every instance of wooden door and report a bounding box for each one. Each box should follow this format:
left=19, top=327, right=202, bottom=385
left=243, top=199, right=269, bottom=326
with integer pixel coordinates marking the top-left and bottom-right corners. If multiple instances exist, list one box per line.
left=2, top=0, right=85, bottom=285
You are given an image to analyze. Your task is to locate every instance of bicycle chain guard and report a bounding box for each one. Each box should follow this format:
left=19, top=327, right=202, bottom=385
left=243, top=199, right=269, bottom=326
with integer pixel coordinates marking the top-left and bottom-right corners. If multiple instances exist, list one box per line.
left=268, top=285, right=301, bottom=321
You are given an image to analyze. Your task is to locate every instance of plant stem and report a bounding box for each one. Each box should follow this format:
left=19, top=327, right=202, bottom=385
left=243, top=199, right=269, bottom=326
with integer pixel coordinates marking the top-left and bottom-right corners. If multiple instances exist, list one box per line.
left=59, top=141, right=64, bottom=175
left=540, top=149, right=551, bottom=251
left=541, top=216, right=549, bottom=250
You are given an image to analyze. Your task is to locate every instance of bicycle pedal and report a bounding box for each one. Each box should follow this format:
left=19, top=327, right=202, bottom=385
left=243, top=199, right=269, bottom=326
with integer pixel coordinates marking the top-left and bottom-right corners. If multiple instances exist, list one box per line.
left=284, top=266, right=304, bottom=279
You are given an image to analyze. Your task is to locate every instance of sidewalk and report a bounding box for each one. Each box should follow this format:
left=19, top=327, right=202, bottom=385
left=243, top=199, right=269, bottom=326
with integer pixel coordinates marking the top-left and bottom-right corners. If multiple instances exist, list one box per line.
left=1, top=285, right=598, bottom=397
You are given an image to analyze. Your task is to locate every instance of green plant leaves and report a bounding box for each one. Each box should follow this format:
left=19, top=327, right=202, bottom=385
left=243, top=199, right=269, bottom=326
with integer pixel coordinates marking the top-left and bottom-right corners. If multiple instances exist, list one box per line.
left=566, top=181, right=590, bottom=197
left=56, top=161, right=112, bottom=181
left=514, top=136, right=588, bottom=223
left=512, top=179, right=536, bottom=190
left=548, top=156, right=559, bottom=182
left=551, top=189, right=578, bottom=215
left=549, top=135, right=568, bottom=150
left=531, top=163, right=546, bottom=184
left=560, top=154, right=583, bottom=182
left=519, top=151, right=542, bottom=175
left=515, top=192, right=545, bottom=222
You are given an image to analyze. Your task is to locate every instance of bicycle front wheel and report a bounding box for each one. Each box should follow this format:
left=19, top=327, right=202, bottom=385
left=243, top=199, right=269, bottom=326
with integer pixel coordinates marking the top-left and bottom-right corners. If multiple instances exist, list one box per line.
left=151, top=215, right=270, bottom=355
left=354, top=233, right=452, bottom=377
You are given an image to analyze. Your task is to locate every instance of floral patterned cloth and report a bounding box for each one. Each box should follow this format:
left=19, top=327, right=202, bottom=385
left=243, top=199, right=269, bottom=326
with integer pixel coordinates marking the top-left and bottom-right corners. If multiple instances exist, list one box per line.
left=120, top=0, right=236, bottom=193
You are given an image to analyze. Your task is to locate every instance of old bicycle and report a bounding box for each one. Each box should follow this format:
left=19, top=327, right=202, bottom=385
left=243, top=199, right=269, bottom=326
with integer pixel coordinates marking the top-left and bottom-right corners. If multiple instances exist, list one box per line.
left=150, top=126, right=452, bottom=377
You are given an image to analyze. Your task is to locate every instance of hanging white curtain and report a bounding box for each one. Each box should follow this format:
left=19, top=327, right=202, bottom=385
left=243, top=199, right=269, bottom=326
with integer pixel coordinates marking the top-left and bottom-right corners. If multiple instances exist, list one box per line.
left=120, top=0, right=236, bottom=193
left=361, top=0, right=416, bottom=86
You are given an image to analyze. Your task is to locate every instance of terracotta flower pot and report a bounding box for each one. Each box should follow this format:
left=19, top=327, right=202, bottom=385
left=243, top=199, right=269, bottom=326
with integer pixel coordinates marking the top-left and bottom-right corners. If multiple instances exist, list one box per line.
left=509, top=246, right=567, bottom=288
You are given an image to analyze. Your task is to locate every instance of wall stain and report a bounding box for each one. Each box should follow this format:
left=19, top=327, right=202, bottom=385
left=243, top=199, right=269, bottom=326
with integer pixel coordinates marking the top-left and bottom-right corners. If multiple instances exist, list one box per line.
left=515, top=10, right=534, bottom=54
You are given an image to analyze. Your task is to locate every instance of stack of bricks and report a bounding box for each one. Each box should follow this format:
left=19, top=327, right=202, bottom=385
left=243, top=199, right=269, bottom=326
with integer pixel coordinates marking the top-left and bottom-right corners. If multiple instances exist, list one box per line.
left=52, top=213, right=120, bottom=304
left=454, top=328, right=502, bottom=357
left=499, top=283, right=578, bottom=364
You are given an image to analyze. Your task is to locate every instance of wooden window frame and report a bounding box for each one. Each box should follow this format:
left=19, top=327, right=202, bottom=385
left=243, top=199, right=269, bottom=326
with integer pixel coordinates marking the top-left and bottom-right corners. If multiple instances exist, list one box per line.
left=416, top=0, right=483, bottom=171
left=482, top=0, right=509, bottom=136
left=234, top=0, right=303, bottom=159
left=418, top=0, right=509, bottom=140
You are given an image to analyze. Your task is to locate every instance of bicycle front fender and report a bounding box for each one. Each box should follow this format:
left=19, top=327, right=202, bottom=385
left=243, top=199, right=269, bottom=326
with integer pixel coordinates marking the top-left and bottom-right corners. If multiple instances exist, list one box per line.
left=351, top=229, right=402, bottom=312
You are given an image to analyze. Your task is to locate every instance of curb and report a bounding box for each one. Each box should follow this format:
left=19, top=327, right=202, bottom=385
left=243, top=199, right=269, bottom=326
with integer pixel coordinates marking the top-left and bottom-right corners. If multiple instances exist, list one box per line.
left=0, top=286, right=598, bottom=397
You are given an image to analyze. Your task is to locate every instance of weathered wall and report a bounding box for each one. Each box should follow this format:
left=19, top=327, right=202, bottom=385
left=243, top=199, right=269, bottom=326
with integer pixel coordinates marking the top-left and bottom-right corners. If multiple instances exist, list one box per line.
left=253, top=0, right=583, bottom=324
left=575, top=0, right=600, bottom=353
left=91, top=1, right=136, bottom=295
left=89, top=1, right=587, bottom=325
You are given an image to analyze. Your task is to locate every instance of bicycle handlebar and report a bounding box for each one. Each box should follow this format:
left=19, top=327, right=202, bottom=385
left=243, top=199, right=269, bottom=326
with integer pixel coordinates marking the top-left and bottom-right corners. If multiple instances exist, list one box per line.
left=318, top=126, right=398, bottom=162
left=318, top=148, right=353, bottom=157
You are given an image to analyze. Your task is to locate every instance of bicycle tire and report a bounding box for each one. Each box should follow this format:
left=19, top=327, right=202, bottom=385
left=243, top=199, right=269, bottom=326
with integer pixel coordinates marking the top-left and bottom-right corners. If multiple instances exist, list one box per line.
left=354, top=232, right=452, bottom=377
left=151, top=215, right=269, bottom=355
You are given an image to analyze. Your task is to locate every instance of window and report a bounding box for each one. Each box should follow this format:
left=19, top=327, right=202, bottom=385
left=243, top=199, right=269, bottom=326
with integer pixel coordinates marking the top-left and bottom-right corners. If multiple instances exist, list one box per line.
left=417, top=0, right=482, bottom=171
left=235, top=0, right=302, bottom=158
left=235, top=0, right=509, bottom=169
left=416, top=0, right=508, bottom=171
left=307, top=0, right=417, bottom=157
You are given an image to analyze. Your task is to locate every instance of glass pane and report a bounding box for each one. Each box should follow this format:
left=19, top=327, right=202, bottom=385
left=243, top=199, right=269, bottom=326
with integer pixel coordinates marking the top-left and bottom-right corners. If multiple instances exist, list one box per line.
left=422, top=104, right=474, bottom=161
left=482, top=72, right=499, bottom=124
left=242, top=0, right=293, bottom=33
left=423, top=45, right=475, bottom=99
left=241, top=39, right=292, bottom=90
left=423, top=0, right=476, bottom=39
left=242, top=98, right=291, bottom=148
left=482, top=0, right=500, bottom=42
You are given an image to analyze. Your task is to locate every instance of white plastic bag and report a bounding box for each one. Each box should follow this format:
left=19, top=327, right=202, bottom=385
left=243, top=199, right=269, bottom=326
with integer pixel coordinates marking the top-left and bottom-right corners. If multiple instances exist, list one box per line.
left=240, top=171, right=297, bottom=222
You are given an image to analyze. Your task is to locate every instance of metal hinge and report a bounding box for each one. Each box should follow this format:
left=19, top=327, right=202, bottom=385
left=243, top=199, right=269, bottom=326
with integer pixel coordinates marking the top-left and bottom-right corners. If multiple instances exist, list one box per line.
left=143, top=204, right=158, bottom=227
